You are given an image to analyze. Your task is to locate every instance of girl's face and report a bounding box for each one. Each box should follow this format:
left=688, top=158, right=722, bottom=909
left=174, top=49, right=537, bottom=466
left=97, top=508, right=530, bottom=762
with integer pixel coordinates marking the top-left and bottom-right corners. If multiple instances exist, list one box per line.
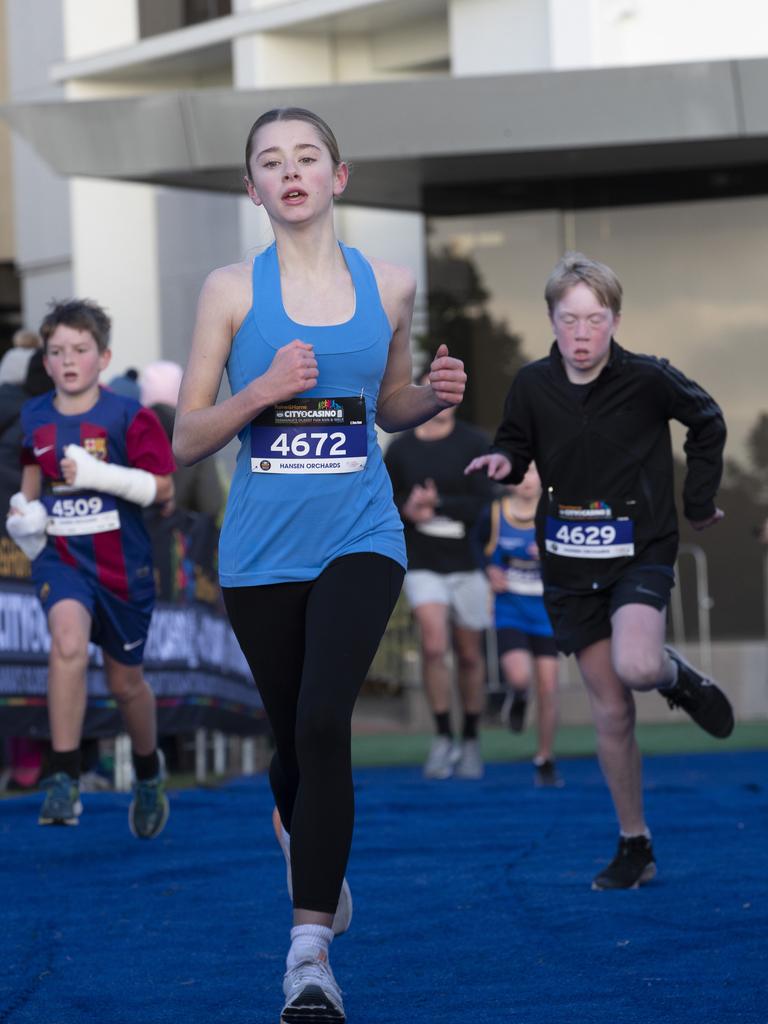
left=244, top=119, right=348, bottom=224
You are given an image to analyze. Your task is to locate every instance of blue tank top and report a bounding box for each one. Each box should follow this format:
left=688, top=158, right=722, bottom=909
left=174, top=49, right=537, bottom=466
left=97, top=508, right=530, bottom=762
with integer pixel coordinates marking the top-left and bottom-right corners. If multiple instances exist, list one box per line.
left=485, top=497, right=553, bottom=636
left=219, top=241, right=406, bottom=586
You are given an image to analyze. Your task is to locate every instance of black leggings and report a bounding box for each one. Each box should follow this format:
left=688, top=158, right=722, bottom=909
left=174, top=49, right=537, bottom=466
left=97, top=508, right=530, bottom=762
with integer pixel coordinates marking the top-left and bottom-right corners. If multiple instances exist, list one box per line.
left=223, top=553, right=404, bottom=913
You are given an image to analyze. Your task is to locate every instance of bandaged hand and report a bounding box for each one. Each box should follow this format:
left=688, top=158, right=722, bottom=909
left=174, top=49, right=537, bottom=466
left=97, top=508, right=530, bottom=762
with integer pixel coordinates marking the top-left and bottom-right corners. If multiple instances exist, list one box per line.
left=6, top=492, right=48, bottom=560
left=63, top=444, right=157, bottom=508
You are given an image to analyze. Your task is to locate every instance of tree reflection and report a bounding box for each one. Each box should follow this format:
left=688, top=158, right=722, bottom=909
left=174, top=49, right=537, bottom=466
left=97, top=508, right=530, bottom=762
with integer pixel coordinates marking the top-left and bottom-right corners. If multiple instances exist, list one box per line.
left=421, top=244, right=528, bottom=432
left=423, top=240, right=767, bottom=640
left=676, top=408, right=768, bottom=640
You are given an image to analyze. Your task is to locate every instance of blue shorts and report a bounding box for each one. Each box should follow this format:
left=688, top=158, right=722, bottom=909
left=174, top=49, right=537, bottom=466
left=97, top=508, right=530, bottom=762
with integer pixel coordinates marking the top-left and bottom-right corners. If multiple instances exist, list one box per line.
left=33, top=555, right=155, bottom=666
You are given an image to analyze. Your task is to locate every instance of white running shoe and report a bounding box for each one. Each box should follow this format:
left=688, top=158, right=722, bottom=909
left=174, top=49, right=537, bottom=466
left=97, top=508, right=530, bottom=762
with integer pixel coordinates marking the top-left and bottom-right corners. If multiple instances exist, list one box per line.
left=272, top=808, right=353, bottom=936
left=423, top=735, right=459, bottom=779
left=281, top=955, right=345, bottom=1023
left=454, top=738, right=485, bottom=779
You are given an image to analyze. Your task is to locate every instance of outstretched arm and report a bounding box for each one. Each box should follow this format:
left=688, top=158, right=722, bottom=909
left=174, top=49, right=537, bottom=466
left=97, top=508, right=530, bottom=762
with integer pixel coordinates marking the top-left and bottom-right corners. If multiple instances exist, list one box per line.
left=467, top=373, right=533, bottom=482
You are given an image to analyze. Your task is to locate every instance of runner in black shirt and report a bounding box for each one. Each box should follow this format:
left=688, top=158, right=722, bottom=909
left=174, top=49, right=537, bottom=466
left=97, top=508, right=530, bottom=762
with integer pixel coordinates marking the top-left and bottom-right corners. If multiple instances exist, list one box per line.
left=386, top=396, right=493, bottom=779
left=467, top=252, right=733, bottom=889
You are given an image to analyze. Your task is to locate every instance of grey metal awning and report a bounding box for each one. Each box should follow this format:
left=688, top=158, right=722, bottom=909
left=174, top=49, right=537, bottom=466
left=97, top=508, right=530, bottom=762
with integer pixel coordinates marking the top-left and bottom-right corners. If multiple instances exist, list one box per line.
left=3, top=57, right=768, bottom=212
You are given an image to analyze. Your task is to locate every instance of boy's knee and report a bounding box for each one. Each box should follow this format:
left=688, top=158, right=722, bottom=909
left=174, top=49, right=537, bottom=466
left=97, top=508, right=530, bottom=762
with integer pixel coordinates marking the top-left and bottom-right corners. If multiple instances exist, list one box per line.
left=537, top=677, right=558, bottom=698
left=613, top=650, right=665, bottom=690
left=49, top=630, right=88, bottom=666
left=421, top=638, right=448, bottom=663
left=592, top=696, right=634, bottom=739
left=456, top=649, right=482, bottom=673
left=107, top=667, right=147, bottom=703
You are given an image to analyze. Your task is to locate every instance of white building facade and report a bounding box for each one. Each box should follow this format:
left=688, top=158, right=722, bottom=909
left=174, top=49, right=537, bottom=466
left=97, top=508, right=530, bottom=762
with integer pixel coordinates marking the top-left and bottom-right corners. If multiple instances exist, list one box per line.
left=4, top=0, right=768, bottom=640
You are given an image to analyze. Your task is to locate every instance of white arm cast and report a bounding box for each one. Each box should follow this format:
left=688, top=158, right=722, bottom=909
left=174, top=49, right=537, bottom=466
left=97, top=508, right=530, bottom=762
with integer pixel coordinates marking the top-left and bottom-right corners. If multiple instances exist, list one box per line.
left=6, top=492, right=48, bottom=560
left=64, top=444, right=157, bottom=507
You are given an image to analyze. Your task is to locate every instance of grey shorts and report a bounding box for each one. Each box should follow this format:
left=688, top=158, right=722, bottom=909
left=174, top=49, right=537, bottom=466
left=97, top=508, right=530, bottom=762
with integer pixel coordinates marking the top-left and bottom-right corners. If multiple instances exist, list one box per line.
left=403, top=569, right=491, bottom=631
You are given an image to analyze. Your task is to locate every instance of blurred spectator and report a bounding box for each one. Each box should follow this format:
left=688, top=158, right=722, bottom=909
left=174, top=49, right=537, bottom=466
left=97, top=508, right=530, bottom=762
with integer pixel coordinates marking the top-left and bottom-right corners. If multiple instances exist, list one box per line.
left=107, top=367, right=140, bottom=400
left=0, top=350, right=54, bottom=524
left=0, top=346, right=35, bottom=386
left=12, top=328, right=42, bottom=349
left=140, top=359, right=224, bottom=520
left=1, top=336, right=50, bottom=795
left=140, top=360, right=184, bottom=409
left=0, top=737, right=46, bottom=792
left=385, top=387, right=494, bottom=780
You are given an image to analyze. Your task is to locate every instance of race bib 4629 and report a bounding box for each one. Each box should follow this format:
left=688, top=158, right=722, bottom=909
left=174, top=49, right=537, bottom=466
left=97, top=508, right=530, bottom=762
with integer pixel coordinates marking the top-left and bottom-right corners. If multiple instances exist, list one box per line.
left=544, top=516, right=634, bottom=559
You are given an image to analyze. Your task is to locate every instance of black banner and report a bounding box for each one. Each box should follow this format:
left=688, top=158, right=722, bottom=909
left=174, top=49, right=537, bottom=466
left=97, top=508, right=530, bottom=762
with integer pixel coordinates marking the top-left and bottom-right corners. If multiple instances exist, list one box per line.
left=0, top=511, right=264, bottom=738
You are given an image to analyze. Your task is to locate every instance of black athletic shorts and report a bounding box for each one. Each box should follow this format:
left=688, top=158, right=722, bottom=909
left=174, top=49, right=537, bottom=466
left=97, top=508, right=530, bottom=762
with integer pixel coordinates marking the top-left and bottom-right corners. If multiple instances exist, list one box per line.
left=543, top=564, right=675, bottom=656
left=497, top=627, right=558, bottom=658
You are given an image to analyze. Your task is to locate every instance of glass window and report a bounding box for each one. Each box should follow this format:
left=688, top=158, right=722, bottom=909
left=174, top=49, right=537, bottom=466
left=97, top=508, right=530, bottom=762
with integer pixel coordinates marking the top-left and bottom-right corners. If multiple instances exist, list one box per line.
left=427, top=196, right=768, bottom=639
left=139, top=0, right=231, bottom=39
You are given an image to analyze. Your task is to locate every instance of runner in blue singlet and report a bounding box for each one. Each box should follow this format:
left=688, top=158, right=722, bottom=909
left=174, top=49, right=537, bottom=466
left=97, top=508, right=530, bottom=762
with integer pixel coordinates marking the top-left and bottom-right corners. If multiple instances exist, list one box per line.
left=473, top=463, right=563, bottom=787
left=173, top=107, right=467, bottom=1024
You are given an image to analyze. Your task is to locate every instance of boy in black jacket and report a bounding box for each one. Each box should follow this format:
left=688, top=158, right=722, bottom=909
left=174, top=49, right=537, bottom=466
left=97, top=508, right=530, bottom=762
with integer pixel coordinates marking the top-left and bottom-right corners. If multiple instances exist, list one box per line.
left=466, top=252, right=733, bottom=890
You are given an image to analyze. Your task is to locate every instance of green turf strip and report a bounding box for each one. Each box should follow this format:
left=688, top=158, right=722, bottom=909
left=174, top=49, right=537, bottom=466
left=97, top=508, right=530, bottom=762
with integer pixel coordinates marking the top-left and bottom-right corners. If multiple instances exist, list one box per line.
left=350, top=719, right=768, bottom=767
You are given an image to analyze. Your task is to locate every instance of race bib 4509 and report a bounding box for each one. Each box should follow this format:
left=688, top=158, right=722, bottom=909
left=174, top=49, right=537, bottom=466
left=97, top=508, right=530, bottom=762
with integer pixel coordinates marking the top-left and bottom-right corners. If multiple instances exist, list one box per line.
left=44, top=493, right=121, bottom=536
left=250, top=397, right=367, bottom=475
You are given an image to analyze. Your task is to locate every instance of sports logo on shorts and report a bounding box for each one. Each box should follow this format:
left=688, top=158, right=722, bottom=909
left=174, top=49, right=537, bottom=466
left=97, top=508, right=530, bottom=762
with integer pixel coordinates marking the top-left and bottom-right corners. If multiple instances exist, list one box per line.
left=39, top=582, right=50, bottom=601
left=84, top=437, right=108, bottom=460
left=259, top=460, right=271, bottom=471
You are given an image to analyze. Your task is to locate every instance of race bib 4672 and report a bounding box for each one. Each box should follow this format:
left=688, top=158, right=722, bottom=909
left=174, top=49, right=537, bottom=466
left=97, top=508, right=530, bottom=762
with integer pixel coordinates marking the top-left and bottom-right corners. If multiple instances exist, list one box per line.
left=251, top=397, right=367, bottom=475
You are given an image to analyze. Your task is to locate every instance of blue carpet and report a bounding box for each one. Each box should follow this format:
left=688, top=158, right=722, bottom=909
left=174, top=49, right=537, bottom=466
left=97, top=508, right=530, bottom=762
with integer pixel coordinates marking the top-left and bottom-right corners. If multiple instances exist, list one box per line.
left=2, top=751, right=766, bottom=1024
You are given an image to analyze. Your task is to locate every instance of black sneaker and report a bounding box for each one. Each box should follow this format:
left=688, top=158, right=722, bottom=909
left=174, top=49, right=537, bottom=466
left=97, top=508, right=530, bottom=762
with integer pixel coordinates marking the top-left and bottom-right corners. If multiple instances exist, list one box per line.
left=592, top=835, right=656, bottom=890
left=502, top=692, right=528, bottom=733
left=661, top=646, right=734, bottom=738
left=534, top=758, right=564, bottom=788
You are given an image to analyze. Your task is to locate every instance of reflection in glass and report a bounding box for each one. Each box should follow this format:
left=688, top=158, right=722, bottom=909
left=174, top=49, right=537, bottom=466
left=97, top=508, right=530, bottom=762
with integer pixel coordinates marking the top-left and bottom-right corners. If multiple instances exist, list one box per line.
left=427, top=198, right=768, bottom=638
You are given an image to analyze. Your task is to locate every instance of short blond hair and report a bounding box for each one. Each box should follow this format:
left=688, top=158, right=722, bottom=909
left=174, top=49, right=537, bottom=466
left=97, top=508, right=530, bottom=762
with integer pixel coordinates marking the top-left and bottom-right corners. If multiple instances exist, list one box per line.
left=545, top=252, right=623, bottom=316
left=13, top=329, right=41, bottom=349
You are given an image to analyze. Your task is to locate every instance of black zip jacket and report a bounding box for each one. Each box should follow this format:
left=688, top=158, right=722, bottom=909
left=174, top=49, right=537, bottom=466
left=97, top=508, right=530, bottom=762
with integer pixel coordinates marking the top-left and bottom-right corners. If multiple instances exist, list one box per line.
left=492, top=340, right=726, bottom=591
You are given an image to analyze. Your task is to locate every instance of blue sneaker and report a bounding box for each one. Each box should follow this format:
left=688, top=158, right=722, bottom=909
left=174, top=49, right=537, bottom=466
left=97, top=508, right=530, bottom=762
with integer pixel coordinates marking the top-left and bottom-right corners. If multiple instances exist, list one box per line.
left=129, top=751, right=169, bottom=839
left=38, top=772, right=82, bottom=826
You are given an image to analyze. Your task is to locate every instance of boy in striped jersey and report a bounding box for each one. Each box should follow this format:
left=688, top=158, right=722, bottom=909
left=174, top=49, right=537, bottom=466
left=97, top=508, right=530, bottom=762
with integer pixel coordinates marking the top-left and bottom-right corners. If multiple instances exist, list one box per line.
left=7, top=299, right=175, bottom=837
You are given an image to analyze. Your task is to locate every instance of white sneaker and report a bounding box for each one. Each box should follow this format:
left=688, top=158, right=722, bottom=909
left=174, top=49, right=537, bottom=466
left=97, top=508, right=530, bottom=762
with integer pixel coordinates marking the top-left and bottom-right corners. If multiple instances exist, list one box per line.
left=272, top=808, right=353, bottom=936
left=281, top=955, right=345, bottom=1023
left=454, top=738, right=485, bottom=779
left=423, top=735, right=459, bottom=779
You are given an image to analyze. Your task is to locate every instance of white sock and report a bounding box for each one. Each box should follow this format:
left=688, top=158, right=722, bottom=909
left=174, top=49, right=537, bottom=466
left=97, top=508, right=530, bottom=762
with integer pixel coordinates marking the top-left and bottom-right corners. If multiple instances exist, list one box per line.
left=620, top=828, right=652, bottom=841
left=287, top=924, right=334, bottom=970
left=657, top=657, right=678, bottom=692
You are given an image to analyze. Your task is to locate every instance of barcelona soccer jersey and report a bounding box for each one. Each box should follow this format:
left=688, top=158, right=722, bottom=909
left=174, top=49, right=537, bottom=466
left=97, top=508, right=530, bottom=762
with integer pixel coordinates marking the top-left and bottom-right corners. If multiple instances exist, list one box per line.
left=21, top=387, right=174, bottom=603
